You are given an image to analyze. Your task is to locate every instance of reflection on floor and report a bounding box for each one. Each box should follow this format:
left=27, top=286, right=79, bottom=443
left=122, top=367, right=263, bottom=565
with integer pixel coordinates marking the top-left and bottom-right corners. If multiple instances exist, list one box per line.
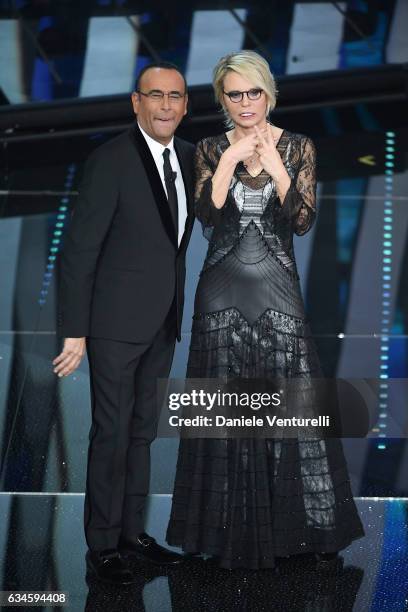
left=0, top=495, right=407, bottom=611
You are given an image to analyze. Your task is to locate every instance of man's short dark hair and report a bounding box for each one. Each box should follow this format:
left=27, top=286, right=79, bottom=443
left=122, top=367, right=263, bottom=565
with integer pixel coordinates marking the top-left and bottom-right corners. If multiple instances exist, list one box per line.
left=135, top=62, right=187, bottom=93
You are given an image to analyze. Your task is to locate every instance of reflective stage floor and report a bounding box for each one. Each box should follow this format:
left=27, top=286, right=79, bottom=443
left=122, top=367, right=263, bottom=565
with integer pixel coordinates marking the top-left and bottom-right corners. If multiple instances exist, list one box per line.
left=0, top=495, right=407, bottom=611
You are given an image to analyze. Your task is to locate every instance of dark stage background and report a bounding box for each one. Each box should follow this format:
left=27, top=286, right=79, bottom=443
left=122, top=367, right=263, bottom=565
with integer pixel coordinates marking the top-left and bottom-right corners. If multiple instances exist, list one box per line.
left=0, top=1, right=407, bottom=610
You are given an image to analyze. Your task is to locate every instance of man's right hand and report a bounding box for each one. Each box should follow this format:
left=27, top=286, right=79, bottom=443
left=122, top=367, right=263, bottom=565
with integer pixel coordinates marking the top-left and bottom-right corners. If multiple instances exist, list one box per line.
left=52, top=337, right=86, bottom=377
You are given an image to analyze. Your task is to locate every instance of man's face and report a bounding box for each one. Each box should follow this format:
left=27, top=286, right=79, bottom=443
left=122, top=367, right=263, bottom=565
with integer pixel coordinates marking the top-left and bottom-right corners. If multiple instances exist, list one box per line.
left=131, top=68, right=188, bottom=145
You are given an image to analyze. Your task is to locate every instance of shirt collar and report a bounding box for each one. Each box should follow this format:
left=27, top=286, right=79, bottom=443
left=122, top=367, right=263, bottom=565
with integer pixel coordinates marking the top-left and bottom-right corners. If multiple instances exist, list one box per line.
left=137, top=121, right=175, bottom=157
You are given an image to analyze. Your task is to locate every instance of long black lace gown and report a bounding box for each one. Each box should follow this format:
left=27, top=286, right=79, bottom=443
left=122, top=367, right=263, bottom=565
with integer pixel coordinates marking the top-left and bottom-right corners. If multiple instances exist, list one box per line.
left=166, top=129, right=365, bottom=569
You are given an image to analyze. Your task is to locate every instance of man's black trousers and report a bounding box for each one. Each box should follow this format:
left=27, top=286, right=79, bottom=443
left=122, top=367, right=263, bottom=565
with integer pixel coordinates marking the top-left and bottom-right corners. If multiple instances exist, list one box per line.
left=84, top=303, right=176, bottom=552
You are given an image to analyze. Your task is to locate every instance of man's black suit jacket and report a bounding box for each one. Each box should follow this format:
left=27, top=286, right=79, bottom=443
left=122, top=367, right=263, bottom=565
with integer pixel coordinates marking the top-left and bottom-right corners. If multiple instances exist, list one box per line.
left=57, top=122, right=195, bottom=343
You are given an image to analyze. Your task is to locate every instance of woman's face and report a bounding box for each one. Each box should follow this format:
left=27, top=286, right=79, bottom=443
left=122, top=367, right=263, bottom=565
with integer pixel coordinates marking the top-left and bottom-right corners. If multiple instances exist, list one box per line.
left=222, top=70, right=268, bottom=130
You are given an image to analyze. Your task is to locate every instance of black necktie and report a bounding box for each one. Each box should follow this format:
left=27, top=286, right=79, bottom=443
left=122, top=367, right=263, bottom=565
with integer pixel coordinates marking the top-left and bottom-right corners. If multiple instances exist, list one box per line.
left=162, top=148, right=178, bottom=238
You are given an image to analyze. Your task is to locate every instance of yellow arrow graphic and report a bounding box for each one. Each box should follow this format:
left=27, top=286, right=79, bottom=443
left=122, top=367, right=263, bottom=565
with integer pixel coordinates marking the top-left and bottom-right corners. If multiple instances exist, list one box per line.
left=358, top=155, right=376, bottom=166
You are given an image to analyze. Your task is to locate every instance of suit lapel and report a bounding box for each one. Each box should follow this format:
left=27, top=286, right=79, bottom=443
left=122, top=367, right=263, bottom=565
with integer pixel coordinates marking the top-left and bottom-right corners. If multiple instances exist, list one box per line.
left=130, top=122, right=178, bottom=248
left=174, top=137, right=195, bottom=254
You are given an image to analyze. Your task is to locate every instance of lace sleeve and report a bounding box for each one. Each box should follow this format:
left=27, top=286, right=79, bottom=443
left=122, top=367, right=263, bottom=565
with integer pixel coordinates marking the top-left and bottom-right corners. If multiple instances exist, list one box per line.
left=281, top=136, right=317, bottom=236
left=194, top=138, right=223, bottom=230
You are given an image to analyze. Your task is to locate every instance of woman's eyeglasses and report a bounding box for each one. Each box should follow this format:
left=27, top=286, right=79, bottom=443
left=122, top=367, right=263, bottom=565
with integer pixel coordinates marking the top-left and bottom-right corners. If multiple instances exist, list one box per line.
left=223, top=88, right=263, bottom=103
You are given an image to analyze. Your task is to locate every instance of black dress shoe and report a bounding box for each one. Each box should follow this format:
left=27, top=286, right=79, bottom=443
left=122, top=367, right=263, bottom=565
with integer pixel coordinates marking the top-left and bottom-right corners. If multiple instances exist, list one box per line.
left=314, top=551, right=339, bottom=563
left=86, top=549, right=136, bottom=585
left=119, top=533, right=184, bottom=565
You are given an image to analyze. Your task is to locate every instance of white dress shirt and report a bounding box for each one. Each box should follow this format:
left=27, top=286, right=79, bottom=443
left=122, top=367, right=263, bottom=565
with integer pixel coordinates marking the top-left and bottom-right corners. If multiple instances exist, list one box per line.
left=138, top=122, right=188, bottom=247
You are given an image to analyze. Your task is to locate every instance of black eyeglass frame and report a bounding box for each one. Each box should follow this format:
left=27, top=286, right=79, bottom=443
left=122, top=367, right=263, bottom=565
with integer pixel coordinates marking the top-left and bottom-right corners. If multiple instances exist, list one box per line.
left=136, top=90, right=187, bottom=101
left=222, top=88, right=264, bottom=103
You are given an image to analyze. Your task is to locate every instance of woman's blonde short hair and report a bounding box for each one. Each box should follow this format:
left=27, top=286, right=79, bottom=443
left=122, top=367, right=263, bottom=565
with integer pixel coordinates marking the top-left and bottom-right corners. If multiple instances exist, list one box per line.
left=213, top=50, right=278, bottom=128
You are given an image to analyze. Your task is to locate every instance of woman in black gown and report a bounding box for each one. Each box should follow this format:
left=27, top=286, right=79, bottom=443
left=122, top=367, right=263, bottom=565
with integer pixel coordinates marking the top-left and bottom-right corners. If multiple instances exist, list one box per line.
left=166, top=50, right=364, bottom=570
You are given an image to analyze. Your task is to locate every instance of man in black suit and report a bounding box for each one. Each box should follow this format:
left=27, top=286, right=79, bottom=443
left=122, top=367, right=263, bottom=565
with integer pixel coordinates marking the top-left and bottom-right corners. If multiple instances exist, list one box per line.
left=53, top=63, right=195, bottom=584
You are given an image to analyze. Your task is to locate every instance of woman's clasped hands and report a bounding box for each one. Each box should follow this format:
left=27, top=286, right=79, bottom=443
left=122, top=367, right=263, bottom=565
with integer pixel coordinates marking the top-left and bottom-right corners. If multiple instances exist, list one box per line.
left=225, top=124, right=286, bottom=182
left=254, top=124, right=286, bottom=180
